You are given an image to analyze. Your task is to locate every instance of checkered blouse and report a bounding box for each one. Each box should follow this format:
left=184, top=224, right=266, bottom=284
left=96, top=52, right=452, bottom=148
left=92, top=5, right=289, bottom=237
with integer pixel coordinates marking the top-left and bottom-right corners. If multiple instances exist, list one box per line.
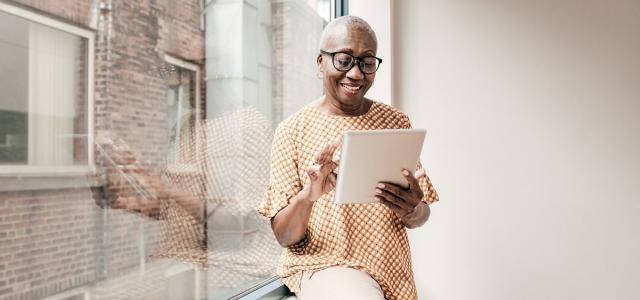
left=258, top=101, right=439, bottom=300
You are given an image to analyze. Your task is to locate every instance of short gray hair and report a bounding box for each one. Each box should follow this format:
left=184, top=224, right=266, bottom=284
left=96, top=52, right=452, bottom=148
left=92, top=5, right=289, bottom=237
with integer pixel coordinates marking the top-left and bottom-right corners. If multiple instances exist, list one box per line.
left=318, top=16, right=377, bottom=50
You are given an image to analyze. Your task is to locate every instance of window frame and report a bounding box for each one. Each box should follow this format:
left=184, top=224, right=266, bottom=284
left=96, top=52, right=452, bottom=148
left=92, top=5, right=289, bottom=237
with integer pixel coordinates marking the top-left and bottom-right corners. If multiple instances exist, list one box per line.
left=233, top=0, right=349, bottom=298
left=333, top=0, right=349, bottom=19
left=41, top=287, right=90, bottom=300
left=0, top=2, right=96, bottom=176
left=0, top=0, right=348, bottom=297
left=163, top=54, right=202, bottom=171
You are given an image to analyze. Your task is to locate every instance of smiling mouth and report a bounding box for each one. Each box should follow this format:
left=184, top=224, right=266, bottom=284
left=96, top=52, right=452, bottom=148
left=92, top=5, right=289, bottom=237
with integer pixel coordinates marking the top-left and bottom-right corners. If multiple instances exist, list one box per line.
left=340, top=83, right=362, bottom=93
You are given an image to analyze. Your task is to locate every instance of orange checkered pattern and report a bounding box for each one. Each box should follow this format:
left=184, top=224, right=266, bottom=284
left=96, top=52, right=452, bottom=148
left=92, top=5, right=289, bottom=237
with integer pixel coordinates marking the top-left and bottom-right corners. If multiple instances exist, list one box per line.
left=258, top=101, right=439, bottom=300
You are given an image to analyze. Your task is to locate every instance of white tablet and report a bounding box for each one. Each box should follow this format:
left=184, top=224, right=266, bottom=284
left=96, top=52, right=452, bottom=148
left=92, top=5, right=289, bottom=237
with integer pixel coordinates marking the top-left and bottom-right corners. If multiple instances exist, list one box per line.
left=333, top=129, right=427, bottom=204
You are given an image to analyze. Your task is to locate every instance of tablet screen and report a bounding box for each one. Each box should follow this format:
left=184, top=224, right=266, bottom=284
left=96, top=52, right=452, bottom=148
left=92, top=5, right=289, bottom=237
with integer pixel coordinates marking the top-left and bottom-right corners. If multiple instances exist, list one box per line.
left=333, top=129, right=426, bottom=204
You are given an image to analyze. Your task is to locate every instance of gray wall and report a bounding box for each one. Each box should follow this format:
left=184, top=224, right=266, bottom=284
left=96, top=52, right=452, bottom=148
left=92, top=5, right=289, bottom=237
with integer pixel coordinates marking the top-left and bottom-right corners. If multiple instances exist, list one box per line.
left=394, top=1, right=640, bottom=299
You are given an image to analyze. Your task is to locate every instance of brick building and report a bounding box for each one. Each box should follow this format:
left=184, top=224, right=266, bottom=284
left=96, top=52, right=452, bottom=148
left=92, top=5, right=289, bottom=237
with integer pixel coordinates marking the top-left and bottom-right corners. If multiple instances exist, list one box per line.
left=0, top=0, right=207, bottom=299
left=0, top=0, right=327, bottom=299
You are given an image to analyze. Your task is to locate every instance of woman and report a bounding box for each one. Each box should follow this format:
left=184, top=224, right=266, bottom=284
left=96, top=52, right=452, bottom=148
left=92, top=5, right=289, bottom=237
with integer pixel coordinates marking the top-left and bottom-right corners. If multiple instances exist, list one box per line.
left=258, top=16, right=438, bottom=300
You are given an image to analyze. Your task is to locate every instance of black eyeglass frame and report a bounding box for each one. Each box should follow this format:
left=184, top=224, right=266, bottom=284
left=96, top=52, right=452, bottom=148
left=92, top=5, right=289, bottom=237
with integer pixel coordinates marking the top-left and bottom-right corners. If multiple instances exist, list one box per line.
left=319, top=50, right=383, bottom=74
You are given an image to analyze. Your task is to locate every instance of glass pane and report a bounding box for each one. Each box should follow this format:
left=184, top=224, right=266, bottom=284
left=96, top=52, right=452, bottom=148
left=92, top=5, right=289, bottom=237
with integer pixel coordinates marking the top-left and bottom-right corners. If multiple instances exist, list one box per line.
left=0, top=11, right=29, bottom=164
left=0, top=0, right=331, bottom=299
left=203, top=0, right=328, bottom=297
left=166, top=65, right=196, bottom=165
left=0, top=10, right=88, bottom=166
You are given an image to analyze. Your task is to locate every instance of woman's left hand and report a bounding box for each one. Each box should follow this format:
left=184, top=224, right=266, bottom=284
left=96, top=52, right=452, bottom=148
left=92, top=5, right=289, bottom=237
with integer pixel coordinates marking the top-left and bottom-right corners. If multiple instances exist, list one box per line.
left=375, top=169, right=425, bottom=219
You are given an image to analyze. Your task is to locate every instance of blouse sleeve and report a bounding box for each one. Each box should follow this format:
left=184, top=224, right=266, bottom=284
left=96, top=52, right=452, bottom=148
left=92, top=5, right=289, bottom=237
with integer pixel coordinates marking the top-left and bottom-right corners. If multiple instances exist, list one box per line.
left=400, top=114, right=440, bottom=205
left=258, top=122, right=303, bottom=219
left=416, top=161, right=439, bottom=205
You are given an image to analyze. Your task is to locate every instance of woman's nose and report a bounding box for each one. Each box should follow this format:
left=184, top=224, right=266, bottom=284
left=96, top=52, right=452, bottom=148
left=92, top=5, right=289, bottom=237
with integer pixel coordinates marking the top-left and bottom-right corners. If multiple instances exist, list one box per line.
left=346, top=63, right=365, bottom=80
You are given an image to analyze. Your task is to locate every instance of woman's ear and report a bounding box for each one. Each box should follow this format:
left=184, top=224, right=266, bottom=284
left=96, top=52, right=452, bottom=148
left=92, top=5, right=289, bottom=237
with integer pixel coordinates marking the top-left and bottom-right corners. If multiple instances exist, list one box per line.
left=316, top=54, right=324, bottom=71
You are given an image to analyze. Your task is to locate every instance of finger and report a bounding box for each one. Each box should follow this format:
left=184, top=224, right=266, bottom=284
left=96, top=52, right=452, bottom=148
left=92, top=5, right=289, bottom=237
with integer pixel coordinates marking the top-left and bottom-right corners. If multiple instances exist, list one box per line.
left=376, top=182, right=409, bottom=200
left=402, top=169, right=420, bottom=190
left=375, top=188, right=413, bottom=210
left=415, top=168, right=426, bottom=179
left=319, top=143, right=338, bottom=164
left=326, top=142, right=339, bottom=162
left=377, top=196, right=405, bottom=214
left=315, top=143, right=333, bottom=164
left=308, top=164, right=321, bottom=174
left=328, top=173, right=337, bottom=187
left=402, top=169, right=424, bottom=204
left=326, top=139, right=341, bottom=159
left=320, top=161, right=338, bottom=174
left=307, top=168, right=318, bottom=181
left=331, top=135, right=343, bottom=148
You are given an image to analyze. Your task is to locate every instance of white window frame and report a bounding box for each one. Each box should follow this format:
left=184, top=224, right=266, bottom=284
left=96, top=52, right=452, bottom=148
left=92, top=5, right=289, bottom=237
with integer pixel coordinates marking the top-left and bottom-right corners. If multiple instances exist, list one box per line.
left=0, top=2, right=95, bottom=177
left=163, top=54, right=202, bottom=172
left=41, top=287, right=90, bottom=300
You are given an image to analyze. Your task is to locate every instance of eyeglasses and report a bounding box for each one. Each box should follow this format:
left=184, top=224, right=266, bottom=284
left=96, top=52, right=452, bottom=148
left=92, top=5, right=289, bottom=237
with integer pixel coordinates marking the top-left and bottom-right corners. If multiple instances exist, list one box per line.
left=320, top=50, right=383, bottom=74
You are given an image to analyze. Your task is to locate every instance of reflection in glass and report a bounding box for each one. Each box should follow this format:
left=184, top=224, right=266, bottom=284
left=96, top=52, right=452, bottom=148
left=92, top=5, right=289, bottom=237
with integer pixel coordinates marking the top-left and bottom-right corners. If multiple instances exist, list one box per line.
left=0, top=10, right=88, bottom=166
left=0, top=0, right=329, bottom=299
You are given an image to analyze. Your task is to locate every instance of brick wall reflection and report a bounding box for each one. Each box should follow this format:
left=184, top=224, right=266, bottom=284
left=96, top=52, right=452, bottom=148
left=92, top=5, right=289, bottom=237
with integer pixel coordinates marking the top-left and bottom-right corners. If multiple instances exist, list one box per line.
left=0, top=0, right=324, bottom=298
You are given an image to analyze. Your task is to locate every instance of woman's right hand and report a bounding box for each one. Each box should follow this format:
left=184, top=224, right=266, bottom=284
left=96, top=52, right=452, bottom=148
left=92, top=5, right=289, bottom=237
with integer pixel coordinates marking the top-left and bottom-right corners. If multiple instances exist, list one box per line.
left=301, top=139, right=340, bottom=202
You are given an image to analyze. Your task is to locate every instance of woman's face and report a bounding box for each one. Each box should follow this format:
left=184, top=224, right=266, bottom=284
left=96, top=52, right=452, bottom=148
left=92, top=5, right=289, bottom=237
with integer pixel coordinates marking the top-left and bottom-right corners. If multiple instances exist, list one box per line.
left=317, top=26, right=377, bottom=107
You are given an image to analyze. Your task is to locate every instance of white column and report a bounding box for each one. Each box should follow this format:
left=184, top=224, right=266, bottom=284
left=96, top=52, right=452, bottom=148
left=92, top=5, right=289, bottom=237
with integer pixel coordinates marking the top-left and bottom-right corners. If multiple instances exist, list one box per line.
left=204, top=0, right=271, bottom=120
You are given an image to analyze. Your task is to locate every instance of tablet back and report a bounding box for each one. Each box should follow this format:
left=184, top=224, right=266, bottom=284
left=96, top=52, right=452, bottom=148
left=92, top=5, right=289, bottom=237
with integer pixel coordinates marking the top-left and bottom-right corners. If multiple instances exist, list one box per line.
left=334, top=129, right=426, bottom=204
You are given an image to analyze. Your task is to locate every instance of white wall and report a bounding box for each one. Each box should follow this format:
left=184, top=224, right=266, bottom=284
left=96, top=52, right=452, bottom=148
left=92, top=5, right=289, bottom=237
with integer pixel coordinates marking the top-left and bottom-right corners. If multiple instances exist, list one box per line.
left=394, top=1, right=640, bottom=299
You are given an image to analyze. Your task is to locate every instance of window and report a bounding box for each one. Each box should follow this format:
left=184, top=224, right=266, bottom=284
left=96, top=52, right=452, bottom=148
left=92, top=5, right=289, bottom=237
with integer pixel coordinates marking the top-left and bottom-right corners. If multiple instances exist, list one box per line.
left=163, top=55, right=200, bottom=166
left=0, top=7, right=94, bottom=173
left=201, top=0, right=331, bottom=297
left=0, top=0, right=344, bottom=299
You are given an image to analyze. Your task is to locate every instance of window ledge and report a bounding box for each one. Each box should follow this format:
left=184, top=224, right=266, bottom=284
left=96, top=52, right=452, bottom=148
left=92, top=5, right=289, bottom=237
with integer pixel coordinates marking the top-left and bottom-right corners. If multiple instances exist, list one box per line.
left=227, top=276, right=293, bottom=300
left=0, top=165, right=95, bottom=177
left=0, top=165, right=102, bottom=192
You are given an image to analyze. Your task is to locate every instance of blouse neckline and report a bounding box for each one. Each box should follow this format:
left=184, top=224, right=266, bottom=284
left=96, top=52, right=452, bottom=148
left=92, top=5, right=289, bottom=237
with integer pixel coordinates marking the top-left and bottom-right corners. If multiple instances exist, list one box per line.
left=308, top=100, right=379, bottom=119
